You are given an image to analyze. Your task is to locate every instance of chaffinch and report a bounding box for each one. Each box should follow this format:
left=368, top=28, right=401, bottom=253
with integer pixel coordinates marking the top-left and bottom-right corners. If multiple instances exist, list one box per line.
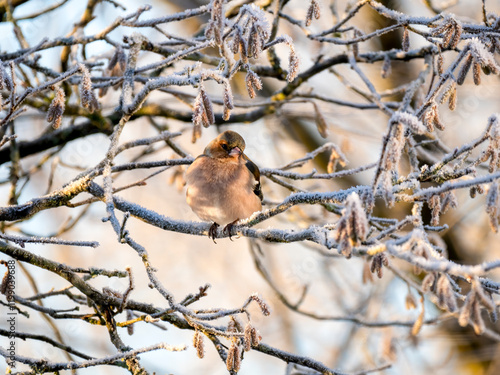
left=185, top=130, right=263, bottom=241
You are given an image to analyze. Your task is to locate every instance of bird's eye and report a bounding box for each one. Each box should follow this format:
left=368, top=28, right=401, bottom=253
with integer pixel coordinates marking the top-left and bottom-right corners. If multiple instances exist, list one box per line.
left=221, top=143, right=229, bottom=151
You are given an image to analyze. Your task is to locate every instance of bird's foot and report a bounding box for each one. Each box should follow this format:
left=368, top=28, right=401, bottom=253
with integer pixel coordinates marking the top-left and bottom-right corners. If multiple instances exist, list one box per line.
left=208, top=222, right=219, bottom=243
left=223, top=219, right=239, bottom=241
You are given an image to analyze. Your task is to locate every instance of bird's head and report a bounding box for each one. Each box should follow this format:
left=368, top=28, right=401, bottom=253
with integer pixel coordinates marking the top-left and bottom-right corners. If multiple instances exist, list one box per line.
left=204, top=130, right=246, bottom=160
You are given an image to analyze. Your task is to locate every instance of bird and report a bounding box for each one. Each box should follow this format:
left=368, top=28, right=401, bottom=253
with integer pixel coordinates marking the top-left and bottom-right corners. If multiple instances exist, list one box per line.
left=185, top=130, right=263, bottom=241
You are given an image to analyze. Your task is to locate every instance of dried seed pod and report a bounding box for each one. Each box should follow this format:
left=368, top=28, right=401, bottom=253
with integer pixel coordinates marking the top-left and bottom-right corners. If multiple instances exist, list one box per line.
left=327, top=146, right=347, bottom=174
left=351, top=30, right=362, bottom=59
left=362, top=261, right=374, bottom=284
left=405, top=292, right=418, bottom=310
left=0, top=63, right=4, bottom=91
left=79, top=64, right=99, bottom=113
left=0, top=61, right=13, bottom=92
left=305, top=2, right=314, bottom=27
left=470, top=186, right=477, bottom=198
left=384, top=122, right=406, bottom=171
left=46, top=87, right=66, bottom=129
left=244, top=323, right=253, bottom=352
left=312, top=102, right=328, bottom=138
left=457, top=53, right=473, bottom=85
left=472, top=278, right=495, bottom=312
left=439, top=81, right=455, bottom=105
left=381, top=331, right=397, bottom=361
left=193, top=330, right=205, bottom=358
left=245, top=70, right=262, bottom=99
left=411, top=296, right=425, bottom=336
left=336, top=193, right=370, bottom=257
left=226, top=342, right=240, bottom=372
left=231, top=316, right=245, bottom=333
left=312, top=0, right=321, bottom=19
left=0, top=270, right=11, bottom=295
left=423, top=107, right=436, bottom=132
left=227, top=319, right=237, bottom=333
left=223, top=107, right=231, bottom=122
left=192, top=122, right=202, bottom=143
left=0, top=63, right=6, bottom=91
left=490, top=308, right=498, bottom=323
left=436, top=274, right=458, bottom=312
left=472, top=61, right=482, bottom=85
left=381, top=54, right=392, bottom=78
left=251, top=327, right=261, bottom=346
left=448, top=83, right=457, bottom=110
left=238, top=34, right=248, bottom=60
left=231, top=29, right=242, bottom=54
left=251, top=293, right=271, bottom=316
left=470, top=297, right=485, bottom=334
left=200, top=86, right=215, bottom=126
left=370, top=253, right=388, bottom=278
left=431, top=21, right=450, bottom=37
left=223, top=81, right=234, bottom=120
left=352, top=42, right=359, bottom=60
left=360, top=188, right=375, bottom=213
left=248, top=24, right=262, bottom=58
left=429, top=103, right=445, bottom=131
left=402, top=27, right=410, bottom=52
left=422, top=272, right=436, bottom=292
left=489, top=151, right=500, bottom=174
left=428, top=195, right=441, bottom=226
left=440, top=191, right=457, bottom=213
left=437, top=53, right=444, bottom=75
left=380, top=171, right=395, bottom=208
left=192, top=91, right=205, bottom=129
left=205, top=0, right=224, bottom=45
left=336, top=222, right=352, bottom=258
left=449, top=21, right=462, bottom=49
left=458, top=291, right=475, bottom=327
left=108, top=46, right=127, bottom=77
left=441, top=26, right=454, bottom=49
left=288, top=47, right=300, bottom=82
left=305, top=0, right=320, bottom=26
left=126, top=310, right=134, bottom=336
left=486, top=181, right=500, bottom=232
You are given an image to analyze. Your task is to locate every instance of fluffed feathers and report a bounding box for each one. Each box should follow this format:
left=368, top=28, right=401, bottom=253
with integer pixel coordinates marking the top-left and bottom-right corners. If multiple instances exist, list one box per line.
left=185, top=130, right=263, bottom=240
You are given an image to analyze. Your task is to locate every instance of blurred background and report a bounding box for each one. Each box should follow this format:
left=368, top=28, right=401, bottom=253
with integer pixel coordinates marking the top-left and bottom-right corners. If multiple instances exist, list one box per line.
left=1, top=0, right=500, bottom=374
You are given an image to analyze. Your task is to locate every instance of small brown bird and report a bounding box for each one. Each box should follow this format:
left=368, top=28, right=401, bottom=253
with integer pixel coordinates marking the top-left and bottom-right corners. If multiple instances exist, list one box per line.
left=185, top=130, right=263, bottom=241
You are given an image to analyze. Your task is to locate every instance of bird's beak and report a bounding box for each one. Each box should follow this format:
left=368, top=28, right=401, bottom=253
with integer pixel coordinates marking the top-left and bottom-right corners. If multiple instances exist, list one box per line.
left=229, top=147, right=242, bottom=156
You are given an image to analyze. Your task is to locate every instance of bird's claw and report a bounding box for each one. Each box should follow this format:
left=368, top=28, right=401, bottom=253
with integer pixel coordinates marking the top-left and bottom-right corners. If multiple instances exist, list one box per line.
left=208, top=222, right=219, bottom=243
left=223, top=219, right=239, bottom=241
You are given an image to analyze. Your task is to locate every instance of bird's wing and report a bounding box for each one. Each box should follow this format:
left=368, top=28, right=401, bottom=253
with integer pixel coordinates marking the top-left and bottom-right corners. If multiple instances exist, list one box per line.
left=244, top=156, right=263, bottom=201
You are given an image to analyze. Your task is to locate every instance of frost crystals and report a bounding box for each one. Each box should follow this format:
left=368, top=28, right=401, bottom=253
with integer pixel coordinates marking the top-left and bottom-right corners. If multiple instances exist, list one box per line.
left=226, top=5, right=299, bottom=80
left=457, top=39, right=500, bottom=85
left=432, top=15, right=462, bottom=50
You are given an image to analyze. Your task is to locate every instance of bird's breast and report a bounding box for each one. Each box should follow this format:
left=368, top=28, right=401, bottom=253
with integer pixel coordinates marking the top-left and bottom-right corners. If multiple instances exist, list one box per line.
left=185, top=157, right=261, bottom=225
